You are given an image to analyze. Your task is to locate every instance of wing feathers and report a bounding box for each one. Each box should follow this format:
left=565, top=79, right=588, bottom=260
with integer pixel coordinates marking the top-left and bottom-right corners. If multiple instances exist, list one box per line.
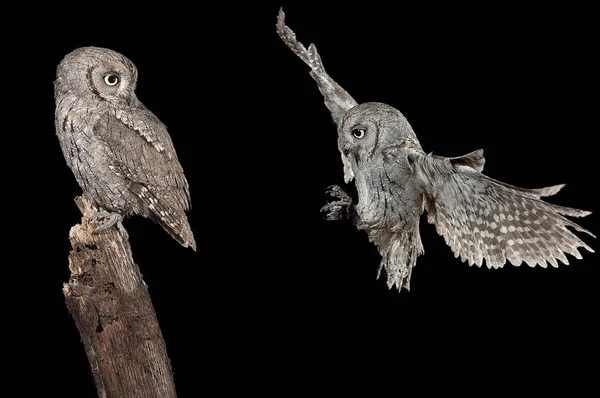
left=94, top=110, right=195, bottom=249
left=276, top=8, right=358, bottom=126
left=418, top=155, right=593, bottom=269
left=445, top=149, right=486, bottom=172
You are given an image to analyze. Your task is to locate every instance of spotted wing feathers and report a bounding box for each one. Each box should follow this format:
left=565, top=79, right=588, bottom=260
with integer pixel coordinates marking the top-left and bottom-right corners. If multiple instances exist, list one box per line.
left=418, top=154, right=593, bottom=269
left=95, top=110, right=196, bottom=250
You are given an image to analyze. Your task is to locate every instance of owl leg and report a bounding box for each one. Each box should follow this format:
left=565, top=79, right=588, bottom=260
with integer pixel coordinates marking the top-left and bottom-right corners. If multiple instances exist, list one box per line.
left=90, top=211, right=124, bottom=232
left=321, top=185, right=354, bottom=221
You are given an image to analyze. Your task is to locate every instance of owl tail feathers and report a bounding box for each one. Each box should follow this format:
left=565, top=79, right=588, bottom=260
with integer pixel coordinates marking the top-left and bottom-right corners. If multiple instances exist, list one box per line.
left=376, top=224, right=424, bottom=292
left=150, top=212, right=196, bottom=251
left=176, top=222, right=196, bottom=251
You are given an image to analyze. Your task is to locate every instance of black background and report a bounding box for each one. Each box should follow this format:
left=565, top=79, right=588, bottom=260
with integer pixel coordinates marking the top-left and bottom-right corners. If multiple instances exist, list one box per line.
left=10, top=3, right=597, bottom=396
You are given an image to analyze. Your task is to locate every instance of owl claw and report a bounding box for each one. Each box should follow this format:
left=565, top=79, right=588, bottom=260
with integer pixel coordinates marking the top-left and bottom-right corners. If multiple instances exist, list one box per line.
left=322, top=185, right=353, bottom=220
left=90, top=211, right=123, bottom=233
left=325, top=185, right=348, bottom=198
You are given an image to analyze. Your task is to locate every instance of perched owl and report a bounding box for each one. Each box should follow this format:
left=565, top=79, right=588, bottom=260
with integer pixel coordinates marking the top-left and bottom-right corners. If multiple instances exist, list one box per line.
left=55, top=47, right=196, bottom=250
left=277, top=10, right=594, bottom=291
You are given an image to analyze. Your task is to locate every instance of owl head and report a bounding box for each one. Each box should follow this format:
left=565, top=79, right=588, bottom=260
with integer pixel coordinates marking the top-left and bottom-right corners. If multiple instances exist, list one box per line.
left=55, top=46, right=138, bottom=104
left=338, top=102, right=421, bottom=167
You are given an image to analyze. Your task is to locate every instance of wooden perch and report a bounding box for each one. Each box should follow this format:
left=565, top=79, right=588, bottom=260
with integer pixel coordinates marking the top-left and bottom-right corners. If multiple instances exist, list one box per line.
left=63, top=196, right=177, bottom=398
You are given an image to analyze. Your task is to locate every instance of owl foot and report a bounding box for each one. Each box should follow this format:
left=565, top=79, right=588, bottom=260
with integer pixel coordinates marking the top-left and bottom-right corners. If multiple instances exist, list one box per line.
left=321, top=185, right=353, bottom=221
left=90, top=211, right=123, bottom=232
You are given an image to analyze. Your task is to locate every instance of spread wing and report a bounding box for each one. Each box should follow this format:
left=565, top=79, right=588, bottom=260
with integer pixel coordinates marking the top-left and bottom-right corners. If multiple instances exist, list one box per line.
left=94, top=106, right=195, bottom=249
left=277, top=8, right=357, bottom=183
left=412, top=151, right=594, bottom=268
left=276, top=8, right=357, bottom=124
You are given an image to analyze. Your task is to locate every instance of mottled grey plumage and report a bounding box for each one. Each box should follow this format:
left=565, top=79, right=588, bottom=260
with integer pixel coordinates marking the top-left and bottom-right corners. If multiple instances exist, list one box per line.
left=55, top=47, right=196, bottom=250
left=277, top=10, right=594, bottom=291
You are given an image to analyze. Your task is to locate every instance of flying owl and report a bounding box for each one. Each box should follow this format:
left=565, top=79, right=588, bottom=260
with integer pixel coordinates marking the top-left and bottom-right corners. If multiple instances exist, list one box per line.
left=55, top=46, right=196, bottom=250
left=276, top=10, right=593, bottom=291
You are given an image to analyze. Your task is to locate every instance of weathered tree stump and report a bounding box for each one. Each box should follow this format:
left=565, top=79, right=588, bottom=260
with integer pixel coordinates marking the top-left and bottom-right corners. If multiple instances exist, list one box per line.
left=63, top=196, right=176, bottom=397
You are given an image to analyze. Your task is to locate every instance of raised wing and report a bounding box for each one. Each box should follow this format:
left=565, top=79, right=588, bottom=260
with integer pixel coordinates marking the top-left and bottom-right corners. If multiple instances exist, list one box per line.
left=276, top=9, right=358, bottom=124
left=277, top=9, right=357, bottom=183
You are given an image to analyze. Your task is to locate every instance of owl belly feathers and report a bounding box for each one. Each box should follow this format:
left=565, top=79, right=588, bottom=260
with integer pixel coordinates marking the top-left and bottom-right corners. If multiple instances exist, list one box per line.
left=353, top=154, right=423, bottom=229
left=353, top=158, right=426, bottom=290
left=57, top=99, right=145, bottom=216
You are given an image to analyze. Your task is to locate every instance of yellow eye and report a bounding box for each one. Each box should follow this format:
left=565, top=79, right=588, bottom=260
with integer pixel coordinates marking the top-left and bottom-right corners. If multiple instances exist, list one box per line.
left=352, top=128, right=366, bottom=139
left=104, top=74, right=120, bottom=86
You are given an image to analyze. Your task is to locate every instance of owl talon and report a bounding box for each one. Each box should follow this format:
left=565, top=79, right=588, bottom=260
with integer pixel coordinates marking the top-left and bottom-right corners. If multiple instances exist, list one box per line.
left=325, top=185, right=350, bottom=200
left=90, top=211, right=123, bottom=232
left=321, top=203, right=350, bottom=220
left=322, top=185, right=353, bottom=220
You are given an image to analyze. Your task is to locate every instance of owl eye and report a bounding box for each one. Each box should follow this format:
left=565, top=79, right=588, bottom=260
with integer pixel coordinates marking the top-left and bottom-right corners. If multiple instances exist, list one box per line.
left=104, top=74, right=120, bottom=86
left=352, top=128, right=366, bottom=139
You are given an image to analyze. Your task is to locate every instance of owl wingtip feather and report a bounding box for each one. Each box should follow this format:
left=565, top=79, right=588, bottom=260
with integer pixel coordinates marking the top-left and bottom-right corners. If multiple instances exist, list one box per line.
left=186, top=240, right=197, bottom=251
left=277, top=8, right=285, bottom=28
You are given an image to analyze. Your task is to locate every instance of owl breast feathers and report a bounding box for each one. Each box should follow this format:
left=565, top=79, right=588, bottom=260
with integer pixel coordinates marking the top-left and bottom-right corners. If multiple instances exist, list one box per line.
left=55, top=46, right=195, bottom=250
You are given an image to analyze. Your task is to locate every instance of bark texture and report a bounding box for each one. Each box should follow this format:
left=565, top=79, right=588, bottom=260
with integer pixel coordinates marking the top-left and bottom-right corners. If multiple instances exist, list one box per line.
left=63, top=196, right=176, bottom=398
